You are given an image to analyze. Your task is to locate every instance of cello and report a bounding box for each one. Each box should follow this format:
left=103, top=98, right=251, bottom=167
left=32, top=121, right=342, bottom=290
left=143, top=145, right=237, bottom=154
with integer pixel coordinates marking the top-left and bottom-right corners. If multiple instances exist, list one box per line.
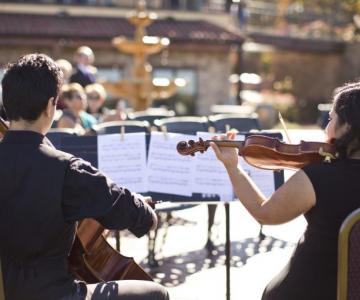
left=0, top=116, right=152, bottom=283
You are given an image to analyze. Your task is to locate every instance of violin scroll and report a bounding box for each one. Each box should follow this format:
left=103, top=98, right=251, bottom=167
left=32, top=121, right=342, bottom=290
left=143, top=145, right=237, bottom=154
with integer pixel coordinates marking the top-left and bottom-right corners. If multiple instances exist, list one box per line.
left=177, top=138, right=209, bottom=156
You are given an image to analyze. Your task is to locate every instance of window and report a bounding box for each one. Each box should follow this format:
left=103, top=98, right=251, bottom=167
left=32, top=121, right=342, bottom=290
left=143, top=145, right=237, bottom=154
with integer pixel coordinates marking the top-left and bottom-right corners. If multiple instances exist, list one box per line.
left=97, top=67, right=123, bottom=83
left=153, top=68, right=197, bottom=115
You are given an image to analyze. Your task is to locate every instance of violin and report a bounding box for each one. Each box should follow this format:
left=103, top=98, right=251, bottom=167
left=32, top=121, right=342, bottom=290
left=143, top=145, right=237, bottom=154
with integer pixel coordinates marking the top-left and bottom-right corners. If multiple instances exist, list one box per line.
left=0, top=117, right=152, bottom=283
left=177, top=134, right=339, bottom=170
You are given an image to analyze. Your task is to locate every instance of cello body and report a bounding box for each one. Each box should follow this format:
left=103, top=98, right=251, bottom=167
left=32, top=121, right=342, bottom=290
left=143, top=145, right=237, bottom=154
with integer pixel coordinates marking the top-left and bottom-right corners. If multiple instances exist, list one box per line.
left=68, top=219, right=153, bottom=283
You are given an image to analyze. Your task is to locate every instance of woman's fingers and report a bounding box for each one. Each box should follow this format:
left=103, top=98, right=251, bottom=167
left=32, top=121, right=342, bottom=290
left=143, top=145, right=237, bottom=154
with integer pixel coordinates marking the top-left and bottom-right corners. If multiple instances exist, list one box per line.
left=227, top=130, right=236, bottom=140
left=209, top=142, right=221, bottom=159
left=212, top=130, right=237, bottom=142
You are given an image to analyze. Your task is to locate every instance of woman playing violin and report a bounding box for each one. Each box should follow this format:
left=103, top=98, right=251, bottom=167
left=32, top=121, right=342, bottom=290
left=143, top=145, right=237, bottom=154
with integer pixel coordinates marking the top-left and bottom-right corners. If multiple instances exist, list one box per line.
left=210, top=81, right=360, bottom=300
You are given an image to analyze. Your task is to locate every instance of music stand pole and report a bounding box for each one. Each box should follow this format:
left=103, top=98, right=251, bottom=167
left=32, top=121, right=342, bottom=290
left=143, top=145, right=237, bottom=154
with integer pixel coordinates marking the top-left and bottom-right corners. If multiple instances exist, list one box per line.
left=225, top=202, right=231, bottom=300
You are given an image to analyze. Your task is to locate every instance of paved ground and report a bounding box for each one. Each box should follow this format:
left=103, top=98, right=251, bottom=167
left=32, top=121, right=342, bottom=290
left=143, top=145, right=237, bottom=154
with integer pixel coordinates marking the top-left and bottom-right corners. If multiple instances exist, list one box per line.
left=109, top=199, right=307, bottom=300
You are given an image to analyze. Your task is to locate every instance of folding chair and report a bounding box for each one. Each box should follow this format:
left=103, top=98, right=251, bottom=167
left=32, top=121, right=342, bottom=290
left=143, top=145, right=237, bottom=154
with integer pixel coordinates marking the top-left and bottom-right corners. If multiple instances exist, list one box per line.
left=92, top=120, right=151, bottom=135
left=338, top=208, right=360, bottom=300
left=154, top=116, right=209, bottom=134
left=208, top=113, right=261, bottom=132
left=46, top=128, right=78, bottom=148
left=128, top=108, right=175, bottom=126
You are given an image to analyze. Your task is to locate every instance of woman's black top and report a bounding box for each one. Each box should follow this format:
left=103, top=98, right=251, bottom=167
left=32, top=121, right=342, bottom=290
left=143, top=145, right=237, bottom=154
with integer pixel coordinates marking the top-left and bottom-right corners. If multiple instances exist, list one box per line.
left=0, top=131, right=154, bottom=300
left=262, top=159, right=360, bottom=300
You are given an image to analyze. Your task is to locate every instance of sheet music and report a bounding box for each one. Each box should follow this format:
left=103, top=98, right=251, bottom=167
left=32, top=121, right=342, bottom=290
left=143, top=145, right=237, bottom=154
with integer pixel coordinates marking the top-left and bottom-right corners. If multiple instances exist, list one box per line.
left=97, top=132, right=147, bottom=192
left=146, top=132, right=195, bottom=196
left=239, top=158, right=275, bottom=198
left=192, top=132, right=239, bottom=201
left=193, top=132, right=276, bottom=200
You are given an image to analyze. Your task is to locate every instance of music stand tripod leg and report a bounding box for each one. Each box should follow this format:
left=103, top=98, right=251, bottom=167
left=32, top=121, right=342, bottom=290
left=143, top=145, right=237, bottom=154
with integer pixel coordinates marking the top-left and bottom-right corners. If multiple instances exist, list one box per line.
left=225, top=202, right=231, bottom=300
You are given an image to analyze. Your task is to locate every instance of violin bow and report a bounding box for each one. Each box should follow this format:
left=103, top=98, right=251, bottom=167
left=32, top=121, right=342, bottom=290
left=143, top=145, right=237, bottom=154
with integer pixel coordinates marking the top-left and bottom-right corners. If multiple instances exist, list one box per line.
left=0, top=116, right=8, bottom=134
left=278, top=112, right=292, bottom=144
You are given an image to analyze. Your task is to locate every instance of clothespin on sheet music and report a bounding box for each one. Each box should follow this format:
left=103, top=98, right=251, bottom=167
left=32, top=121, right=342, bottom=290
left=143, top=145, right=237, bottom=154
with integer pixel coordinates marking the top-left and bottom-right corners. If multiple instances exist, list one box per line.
left=225, top=124, right=230, bottom=133
left=278, top=112, right=292, bottom=143
left=225, top=124, right=239, bottom=134
left=161, top=125, right=168, bottom=140
left=120, top=126, right=125, bottom=141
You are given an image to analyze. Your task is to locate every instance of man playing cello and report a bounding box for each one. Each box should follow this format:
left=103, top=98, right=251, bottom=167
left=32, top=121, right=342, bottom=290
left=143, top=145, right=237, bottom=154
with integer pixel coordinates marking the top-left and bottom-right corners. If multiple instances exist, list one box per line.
left=0, top=54, right=169, bottom=300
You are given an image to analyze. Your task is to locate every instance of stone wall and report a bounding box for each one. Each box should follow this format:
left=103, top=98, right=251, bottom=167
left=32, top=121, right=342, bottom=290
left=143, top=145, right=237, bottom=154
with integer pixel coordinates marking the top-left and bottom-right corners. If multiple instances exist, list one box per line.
left=270, top=51, right=342, bottom=102
left=244, top=42, right=360, bottom=105
left=150, top=47, right=233, bottom=115
left=0, top=44, right=234, bottom=116
left=243, top=42, right=360, bottom=123
left=340, top=42, right=360, bottom=84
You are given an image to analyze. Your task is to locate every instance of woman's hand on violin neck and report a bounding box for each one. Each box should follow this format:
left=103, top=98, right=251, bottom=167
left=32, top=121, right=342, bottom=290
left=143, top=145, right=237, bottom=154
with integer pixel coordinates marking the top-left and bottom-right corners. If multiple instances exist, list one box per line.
left=210, top=131, right=239, bottom=169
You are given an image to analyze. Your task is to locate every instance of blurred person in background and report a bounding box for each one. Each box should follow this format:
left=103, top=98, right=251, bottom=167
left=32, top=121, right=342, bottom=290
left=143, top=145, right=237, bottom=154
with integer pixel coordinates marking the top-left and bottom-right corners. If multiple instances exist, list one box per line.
left=57, top=83, right=97, bottom=134
left=70, top=46, right=97, bottom=87
left=55, top=59, right=73, bottom=110
left=56, top=59, right=73, bottom=83
left=85, top=83, right=108, bottom=121
left=102, top=99, right=128, bottom=122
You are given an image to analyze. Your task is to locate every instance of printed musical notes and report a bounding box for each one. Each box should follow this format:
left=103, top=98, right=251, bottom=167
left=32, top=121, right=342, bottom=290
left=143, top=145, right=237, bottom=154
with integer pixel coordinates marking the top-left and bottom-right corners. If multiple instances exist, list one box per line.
left=98, top=132, right=147, bottom=192
left=146, top=132, right=195, bottom=196
left=192, top=132, right=237, bottom=201
left=96, top=131, right=278, bottom=201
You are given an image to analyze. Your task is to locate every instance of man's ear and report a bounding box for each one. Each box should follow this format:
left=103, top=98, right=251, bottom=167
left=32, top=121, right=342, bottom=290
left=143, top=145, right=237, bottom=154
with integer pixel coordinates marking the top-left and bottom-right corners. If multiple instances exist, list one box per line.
left=44, top=97, right=55, bottom=117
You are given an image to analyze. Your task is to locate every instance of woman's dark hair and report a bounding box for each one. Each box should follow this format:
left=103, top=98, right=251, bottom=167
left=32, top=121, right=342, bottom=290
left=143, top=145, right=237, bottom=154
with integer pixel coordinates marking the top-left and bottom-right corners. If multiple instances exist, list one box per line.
left=1, top=53, right=63, bottom=121
left=333, top=81, right=360, bottom=158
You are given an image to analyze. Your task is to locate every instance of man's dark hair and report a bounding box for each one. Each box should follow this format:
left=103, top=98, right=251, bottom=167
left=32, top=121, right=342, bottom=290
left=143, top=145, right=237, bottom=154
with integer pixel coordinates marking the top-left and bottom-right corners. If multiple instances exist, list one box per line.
left=1, top=53, right=63, bottom=121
